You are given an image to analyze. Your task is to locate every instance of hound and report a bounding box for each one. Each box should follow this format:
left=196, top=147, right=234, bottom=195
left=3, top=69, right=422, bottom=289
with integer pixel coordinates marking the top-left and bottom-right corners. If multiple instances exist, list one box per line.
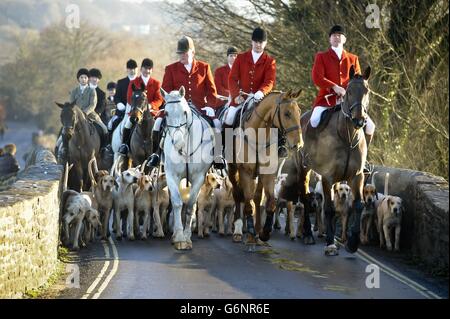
left=149, top=171, right=170, bottom=238
left=87, top=157, right=115, bottom=240
left=333, top=182, right=353, bottom=242
left=313, top=174, right=325, bottom=237
left=196, top=171, right=220, bottom=238
left=211, top=174, right=235, bottom=236
left=360, top=172, right=386, bottom=244
left=112, top=157, right=140, bottom=240
left=134, top=171, right=153, bottom=240
left=274, top=173, right=288, bottom=231
left=377, top=173, right=404, bottom=251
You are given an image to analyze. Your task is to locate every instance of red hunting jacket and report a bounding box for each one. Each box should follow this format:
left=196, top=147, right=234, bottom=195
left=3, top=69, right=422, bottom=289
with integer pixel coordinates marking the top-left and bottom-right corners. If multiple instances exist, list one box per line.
left=214, top=64, right=231, bottom=97
left=228, top=50, right=276, bottom=106
left=312, top=48, right=361, bottom=108
left=162, top=59, right=219, bottom=111
left=127, top=76, right=164, bottom=117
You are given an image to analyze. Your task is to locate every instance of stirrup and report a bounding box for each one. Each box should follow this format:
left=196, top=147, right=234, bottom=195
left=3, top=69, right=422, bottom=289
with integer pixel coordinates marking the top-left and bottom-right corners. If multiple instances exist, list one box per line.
left=118, top=144, right=129, bottom=155
left=363, top=161, right=373, bottom=174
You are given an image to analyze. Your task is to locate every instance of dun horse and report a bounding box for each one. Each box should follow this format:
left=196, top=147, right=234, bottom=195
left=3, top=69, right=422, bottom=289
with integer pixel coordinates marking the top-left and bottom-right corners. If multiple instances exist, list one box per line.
left=227, top=90, right=303, bottom=247
left=297, top=66, right=372, bottom=256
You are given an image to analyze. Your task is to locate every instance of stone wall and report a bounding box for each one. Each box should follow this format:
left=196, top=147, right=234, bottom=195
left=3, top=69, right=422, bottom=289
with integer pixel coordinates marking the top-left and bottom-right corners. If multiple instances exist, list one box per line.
left=372, top=166, right=449, bottom=275
left=0, top=149, right=62, bottom=298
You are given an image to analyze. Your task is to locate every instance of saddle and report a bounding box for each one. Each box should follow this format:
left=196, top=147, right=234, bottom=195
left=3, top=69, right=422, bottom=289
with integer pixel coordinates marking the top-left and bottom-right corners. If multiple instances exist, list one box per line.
left=320, top=104, right=341, bottom=129
left=231, top=99, right=258, bottom=129
left=190, top=106, right=215, bottom=129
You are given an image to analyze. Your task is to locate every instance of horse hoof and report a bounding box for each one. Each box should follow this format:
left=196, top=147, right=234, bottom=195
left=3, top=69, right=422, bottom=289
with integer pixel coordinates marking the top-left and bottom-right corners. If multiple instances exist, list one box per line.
left=290, top=235, right=296, bottom=241
left=324, top=244, right=339, bottom=256
left=303, top=235, right=315, bottom=245
left=204, top=232, right=210, bottom=238
left=198, top=233, right=204, bottom=239
left=232, top=234, right=242, bottom=242
left=345, top=233, right=360, bottom=254
left=259, top=231, right=271, bottom=242
left=174, top=241, right=191, bottom=250
left=129, top=235, right=135, bottom=241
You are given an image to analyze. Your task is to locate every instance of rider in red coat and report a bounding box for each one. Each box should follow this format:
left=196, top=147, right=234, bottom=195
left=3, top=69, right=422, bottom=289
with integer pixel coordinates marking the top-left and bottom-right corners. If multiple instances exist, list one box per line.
left=118, top=58, right=164, bottom=155
left=214, top=46, right=238, bottom=106
left=310, top=25, right=375, bottom=150
left=147, top=36, right=223, bottom=168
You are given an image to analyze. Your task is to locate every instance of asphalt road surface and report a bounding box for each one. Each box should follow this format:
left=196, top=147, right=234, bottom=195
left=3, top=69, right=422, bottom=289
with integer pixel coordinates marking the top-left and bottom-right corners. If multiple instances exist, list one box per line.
left=56, top=215, right=447, bottom=300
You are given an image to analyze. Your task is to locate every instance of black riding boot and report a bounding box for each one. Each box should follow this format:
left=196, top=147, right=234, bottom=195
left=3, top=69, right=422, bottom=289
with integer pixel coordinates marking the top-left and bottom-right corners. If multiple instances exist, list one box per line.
left=147, top=130, right=161, bottom=167
left=278, top=135, right=288, bottom=158
left=118, top=127, right=132, bottom=155
left=213, top=129, right=226, bottom=170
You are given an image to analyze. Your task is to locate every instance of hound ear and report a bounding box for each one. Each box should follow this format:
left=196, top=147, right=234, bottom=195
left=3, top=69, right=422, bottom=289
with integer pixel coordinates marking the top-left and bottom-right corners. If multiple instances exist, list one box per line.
left=56, top=102, right=64, bottom=108
left=179, top=86, right=185, bottom=97
left=160, top=88, right=168, bottom=99
left=349, top=65, right=356, bottom=79
left=375, top=190, right=379, bottom=200
left=363, top=66, right=371, bottom=80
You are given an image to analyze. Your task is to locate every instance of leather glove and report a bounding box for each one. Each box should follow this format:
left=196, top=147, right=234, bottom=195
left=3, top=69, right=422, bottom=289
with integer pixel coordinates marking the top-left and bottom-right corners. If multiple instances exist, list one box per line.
left=332, top=85, right=346, bottom=97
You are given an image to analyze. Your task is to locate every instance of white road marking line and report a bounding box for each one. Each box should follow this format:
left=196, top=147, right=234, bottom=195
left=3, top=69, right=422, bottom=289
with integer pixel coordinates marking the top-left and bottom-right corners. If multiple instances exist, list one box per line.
left=355, top=248, right=442, bottom=299
left=92, top=237, right=119, bottom=299
left=81, top=240, right=111, bottom=299
left=335, top=237, right=441, bottom=299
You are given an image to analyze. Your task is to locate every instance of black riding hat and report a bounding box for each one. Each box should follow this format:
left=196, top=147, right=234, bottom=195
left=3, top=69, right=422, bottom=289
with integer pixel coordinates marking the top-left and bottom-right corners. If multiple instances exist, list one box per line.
left=126, top=59, right=138, bottom=69
left=76, top=68, right=89, bottom=79
left=329, top=25, right=346, bottom=37
left=141, top=58, right=153, bottom=69
left=107, top=82, right=117, bottom=90
left=227, top=46, right=238, bottom=56
left=89, top=68, right=102, bottom=79
left=252, top=27, right=267, bottom=42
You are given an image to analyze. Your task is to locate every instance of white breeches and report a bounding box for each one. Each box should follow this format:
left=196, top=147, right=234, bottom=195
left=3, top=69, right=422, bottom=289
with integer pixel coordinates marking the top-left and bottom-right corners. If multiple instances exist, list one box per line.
left=224, top=106, right=242, bottom=126
left=153, top=117, right=163, bottom=131
left=310, top=106, right=375, bottom=135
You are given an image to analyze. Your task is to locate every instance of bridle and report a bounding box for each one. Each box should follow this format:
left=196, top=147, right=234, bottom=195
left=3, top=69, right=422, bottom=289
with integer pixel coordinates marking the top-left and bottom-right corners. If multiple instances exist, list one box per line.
left=340, top=78, right=369, bottom=129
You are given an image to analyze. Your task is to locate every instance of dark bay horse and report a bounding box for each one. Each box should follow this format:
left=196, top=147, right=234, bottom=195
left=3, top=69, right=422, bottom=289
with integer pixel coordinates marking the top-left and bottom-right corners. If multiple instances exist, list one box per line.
left=56, top=101, right=101, bottom=191
left=297, top=66, right=372, bottom=256
left=228, top=90, right=304, bottom=247
left=129, top=95, right=154, bottom=167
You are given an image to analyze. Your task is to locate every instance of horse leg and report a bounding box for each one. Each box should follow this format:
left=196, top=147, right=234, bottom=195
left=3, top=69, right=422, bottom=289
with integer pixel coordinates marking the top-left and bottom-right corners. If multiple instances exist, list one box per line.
left=253, top=178, right=264, bottom=236
left=345, top=173, right=364, bottom=253
left=259, top=174, right=276, bottom=242
left=240, top=172, right=257, bottom=245
left=229, top=164, right=244, bottom=242
left=184, top=177, right=205, bottom=249
left=322, top=180, right=338, bottom=256
left=197, top=203, right=205, bottom=239
left=167, top=177, right=187, bottom=249
left=287, top=201, right=296, bottom=240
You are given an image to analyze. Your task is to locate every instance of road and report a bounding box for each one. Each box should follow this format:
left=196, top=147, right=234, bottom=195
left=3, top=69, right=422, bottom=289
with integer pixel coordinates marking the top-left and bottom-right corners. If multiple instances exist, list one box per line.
left=1, top=121, right=39, bottom=169
left=56, top=215, right=447, bottom=300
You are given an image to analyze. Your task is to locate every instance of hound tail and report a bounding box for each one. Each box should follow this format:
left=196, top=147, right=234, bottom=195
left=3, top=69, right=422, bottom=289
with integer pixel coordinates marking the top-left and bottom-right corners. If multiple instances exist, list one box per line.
left=384, top=172, right=390, bottom=196
left=63, top=162, right=74, bottom=192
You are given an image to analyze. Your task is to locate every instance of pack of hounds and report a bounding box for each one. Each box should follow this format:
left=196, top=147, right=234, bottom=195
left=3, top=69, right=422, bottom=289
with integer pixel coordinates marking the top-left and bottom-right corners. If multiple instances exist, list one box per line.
left=61, top=157, right=404, bottom=253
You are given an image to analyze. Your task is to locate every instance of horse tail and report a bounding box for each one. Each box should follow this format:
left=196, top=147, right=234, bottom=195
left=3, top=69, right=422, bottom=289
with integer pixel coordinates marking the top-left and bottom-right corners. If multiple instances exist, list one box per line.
left=384, top=172, right=389, bottom=196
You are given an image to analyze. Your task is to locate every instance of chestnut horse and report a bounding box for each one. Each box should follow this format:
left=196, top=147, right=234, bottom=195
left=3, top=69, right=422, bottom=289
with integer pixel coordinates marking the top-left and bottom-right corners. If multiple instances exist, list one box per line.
left=227, top=90, right=304, bottom=247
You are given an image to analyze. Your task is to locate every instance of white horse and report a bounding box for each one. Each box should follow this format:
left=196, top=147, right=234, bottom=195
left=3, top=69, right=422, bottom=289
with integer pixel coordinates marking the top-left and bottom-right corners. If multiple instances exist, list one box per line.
left=111, top=106, right=130, bottom=165
left=161, top=86, right=215, bottom=250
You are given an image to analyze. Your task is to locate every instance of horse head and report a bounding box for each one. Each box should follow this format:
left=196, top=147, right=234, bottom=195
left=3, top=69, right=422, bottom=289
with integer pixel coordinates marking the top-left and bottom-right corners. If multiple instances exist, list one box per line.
left=274, top=89, right=304, bottom=151
left=129, top=82, right=147, bottom=125
left=56, top=101, right=77, bottom=141
left=160, top=86, right=190, bottom=153
left=344, top=65, right=371, bottom=129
